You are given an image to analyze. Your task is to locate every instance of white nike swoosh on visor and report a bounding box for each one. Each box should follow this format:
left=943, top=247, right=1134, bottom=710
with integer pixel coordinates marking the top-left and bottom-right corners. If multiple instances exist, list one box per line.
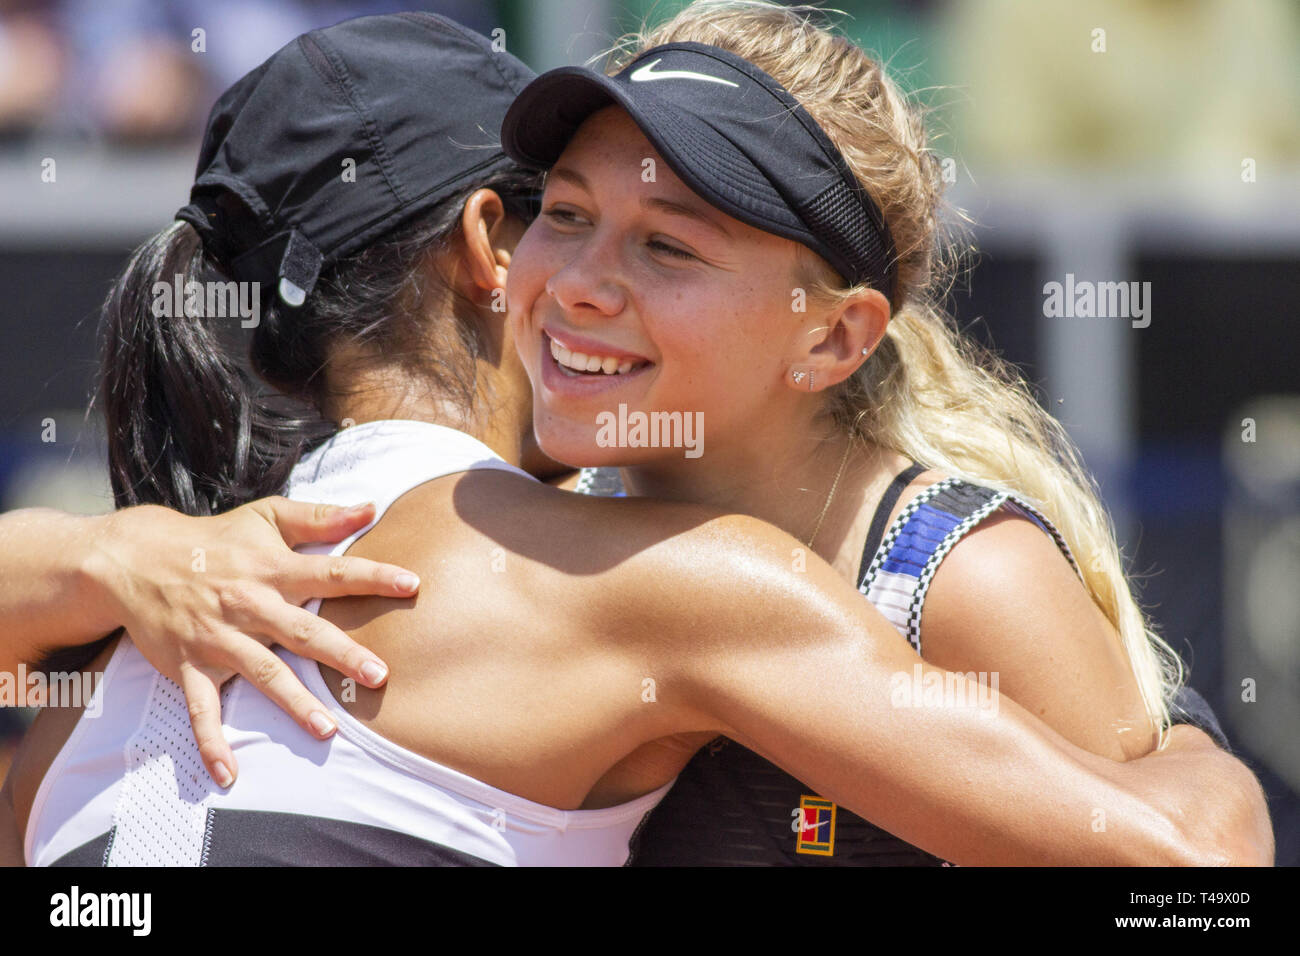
left=629, top=59, right=739, bottom=87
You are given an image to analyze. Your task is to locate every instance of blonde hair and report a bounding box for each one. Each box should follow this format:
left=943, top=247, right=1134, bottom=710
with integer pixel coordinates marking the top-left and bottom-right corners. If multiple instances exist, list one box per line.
left=609, top=0, right=1182, bottom=737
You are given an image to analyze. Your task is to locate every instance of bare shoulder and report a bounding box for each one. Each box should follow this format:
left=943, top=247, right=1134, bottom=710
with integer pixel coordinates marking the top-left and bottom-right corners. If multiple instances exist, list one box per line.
left=920, top=508, right=1154, bottom=758
left=344, top=468, right=772, bottom=586
left=323, top=469, right=810, bottom=661
left=435, top=470, right=804, bottom=590
left=334, top=468, right=869, bottom=694
left=926, top=509, right=1085, bottom=623
left=433, top=471, right=846, bottom=652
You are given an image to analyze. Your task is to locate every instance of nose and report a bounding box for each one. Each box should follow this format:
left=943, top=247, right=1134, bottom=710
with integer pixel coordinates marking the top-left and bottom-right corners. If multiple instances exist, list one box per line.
left=543, top=231, right=626, bottom=320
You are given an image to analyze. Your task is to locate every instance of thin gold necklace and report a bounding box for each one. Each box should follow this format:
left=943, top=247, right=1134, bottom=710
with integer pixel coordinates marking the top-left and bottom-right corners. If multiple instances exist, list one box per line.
left=806, top=440, right=854, bottom=549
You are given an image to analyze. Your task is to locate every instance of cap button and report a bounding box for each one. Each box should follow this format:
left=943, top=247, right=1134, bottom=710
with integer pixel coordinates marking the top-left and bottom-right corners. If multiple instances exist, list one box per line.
left=278, top=277, right=308, bottom=307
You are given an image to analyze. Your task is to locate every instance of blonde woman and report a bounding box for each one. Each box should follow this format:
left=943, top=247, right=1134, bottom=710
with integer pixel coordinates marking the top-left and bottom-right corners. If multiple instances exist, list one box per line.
left=498, top=0, right=1259, bottom=864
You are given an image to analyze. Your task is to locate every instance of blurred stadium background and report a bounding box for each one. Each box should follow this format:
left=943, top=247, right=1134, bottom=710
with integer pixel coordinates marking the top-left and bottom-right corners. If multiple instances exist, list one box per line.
left=0, top=0, right=1296, bottom=863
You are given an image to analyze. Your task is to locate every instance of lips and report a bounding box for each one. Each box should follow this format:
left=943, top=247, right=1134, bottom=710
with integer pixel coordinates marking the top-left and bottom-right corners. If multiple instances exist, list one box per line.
left=539, top=329, right=654, bottom=394
left=545, top=328, right=650, bottom=367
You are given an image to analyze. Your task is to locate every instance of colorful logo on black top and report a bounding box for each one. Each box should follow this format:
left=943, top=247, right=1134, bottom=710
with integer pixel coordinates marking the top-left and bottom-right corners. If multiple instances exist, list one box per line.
left=794, top=795, right=836, bottom=856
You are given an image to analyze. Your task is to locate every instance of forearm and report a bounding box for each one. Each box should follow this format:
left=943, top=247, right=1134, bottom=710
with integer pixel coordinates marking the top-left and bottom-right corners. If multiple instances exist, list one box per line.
left=895, top=696, right=1211, bottom=866
left=713, top=661, right=1196, bottom=866
left=662, top=523, right=1250, bottom=865
left=0, top=508, right=124, bottom=672
left=598, top=507, right=1273, bottom=865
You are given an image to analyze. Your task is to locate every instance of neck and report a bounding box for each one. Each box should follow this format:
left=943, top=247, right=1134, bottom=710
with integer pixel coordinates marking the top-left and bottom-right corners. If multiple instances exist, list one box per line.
left=322, top=364, right=529, bottom=469
left=622, top=417, right=900, bottom=569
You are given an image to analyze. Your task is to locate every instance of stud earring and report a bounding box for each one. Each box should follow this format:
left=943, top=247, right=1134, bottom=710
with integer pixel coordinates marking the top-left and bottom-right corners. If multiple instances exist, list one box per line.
left=790, top=367, right=815, bottom=390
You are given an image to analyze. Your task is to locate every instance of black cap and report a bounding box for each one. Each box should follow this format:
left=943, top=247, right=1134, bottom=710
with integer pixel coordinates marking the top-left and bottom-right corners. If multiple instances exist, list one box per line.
left=502, top=42, right=897, bottom=299
left=176, top=13, right=536, bottom=307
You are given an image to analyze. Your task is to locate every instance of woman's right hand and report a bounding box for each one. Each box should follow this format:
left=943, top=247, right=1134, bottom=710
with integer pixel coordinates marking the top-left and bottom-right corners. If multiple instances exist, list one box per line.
left=89, top=496, right=419, bottom=788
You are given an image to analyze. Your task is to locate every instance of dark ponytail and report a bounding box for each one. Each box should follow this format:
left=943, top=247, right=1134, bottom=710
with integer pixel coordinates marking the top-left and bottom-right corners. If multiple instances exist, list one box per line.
left=97, top=221, right=321, bottom=514
left=42, top=217, right=334, bottom=673
left=96, top=165, right=540, bottom=516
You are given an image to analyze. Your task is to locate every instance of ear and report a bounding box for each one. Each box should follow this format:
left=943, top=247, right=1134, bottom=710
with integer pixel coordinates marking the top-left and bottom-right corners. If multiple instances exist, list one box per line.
left=457, top=188, right=517, bottom=302
left=786, top=288, right=891, bottom=392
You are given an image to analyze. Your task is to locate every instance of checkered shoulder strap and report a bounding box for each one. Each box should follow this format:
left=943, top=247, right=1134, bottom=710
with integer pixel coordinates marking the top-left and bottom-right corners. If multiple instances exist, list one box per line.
left=573, top=467, right=626, bottom=497
left=858, top=478, right=1078, bottom=654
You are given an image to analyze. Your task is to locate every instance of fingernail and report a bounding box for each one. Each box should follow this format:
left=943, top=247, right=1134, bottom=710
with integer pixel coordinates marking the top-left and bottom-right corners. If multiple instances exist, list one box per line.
left=360, top=660, right=387, bottom=685
left=394, top=572, right=420, bottom=593
left=212, top=760, right=234, bottom=788
left=309, top=711, right=336, bottom=737
left=345, top=502, right=373, bottom=515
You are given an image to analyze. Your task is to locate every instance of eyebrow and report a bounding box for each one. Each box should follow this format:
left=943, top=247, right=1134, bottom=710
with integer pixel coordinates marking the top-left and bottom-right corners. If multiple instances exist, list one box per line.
left=547, top=165, right=589, bottom=191
left=641, top=196, right=733, bottom=240
left=547, top=164, right=733, bottom=240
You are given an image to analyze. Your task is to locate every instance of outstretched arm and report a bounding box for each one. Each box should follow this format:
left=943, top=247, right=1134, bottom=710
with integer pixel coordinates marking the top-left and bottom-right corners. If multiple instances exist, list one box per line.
left=0, top=507, right=129, bottom=672
left=620, top=512, right=1269, bottom=865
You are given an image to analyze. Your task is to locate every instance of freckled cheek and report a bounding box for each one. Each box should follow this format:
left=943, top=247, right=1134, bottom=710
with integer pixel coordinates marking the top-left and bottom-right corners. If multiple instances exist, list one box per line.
left=506, top=237, right=560, bottom=321
left=649, top=305, right=750, bottom=398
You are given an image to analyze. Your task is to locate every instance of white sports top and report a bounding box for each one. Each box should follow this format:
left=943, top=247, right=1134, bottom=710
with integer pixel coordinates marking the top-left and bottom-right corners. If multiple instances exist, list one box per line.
left=27, top=420, right=674, bottom=867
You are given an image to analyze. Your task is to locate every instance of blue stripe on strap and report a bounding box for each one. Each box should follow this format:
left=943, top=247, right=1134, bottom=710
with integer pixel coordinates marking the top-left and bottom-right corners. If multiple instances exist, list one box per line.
left=879, top=503, right=962, bottom=576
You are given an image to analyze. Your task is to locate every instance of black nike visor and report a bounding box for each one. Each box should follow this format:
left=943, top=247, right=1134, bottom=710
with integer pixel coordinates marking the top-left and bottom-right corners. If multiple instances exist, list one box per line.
left=502, top=41, right=897, bottom=299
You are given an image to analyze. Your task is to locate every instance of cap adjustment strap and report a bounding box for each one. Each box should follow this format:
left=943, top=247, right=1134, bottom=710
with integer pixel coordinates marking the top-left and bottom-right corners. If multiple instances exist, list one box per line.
left=277, top=229, right=324, bottom=307
left=229, top=228, right=324, bottom=309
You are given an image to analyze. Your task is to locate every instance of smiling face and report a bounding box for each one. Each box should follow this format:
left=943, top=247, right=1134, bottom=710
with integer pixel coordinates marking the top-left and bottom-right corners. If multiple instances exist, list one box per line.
left=507, top=106, right=833, bottom=469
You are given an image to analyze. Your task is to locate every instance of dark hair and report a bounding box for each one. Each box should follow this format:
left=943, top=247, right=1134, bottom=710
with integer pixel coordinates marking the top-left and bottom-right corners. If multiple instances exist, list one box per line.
left=98, top=165, right=539, bottom=516
left=34, top=166, right=536, bottom=674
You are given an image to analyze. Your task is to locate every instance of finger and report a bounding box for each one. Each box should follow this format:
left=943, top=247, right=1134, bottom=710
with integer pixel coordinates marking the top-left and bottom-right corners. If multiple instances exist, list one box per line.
left=279, top=552, right=420, bottom=602
left=231, top=641, right=340, bottom=741
left=177, top=663, right=238, bottom=788
left=261, top=496, right=378, bottom=548
left=255, top=600, right=388, bottom=689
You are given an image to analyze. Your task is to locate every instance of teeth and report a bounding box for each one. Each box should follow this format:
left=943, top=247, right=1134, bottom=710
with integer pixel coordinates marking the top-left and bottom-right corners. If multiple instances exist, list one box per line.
left=549, top=335, right=644, bottom=375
